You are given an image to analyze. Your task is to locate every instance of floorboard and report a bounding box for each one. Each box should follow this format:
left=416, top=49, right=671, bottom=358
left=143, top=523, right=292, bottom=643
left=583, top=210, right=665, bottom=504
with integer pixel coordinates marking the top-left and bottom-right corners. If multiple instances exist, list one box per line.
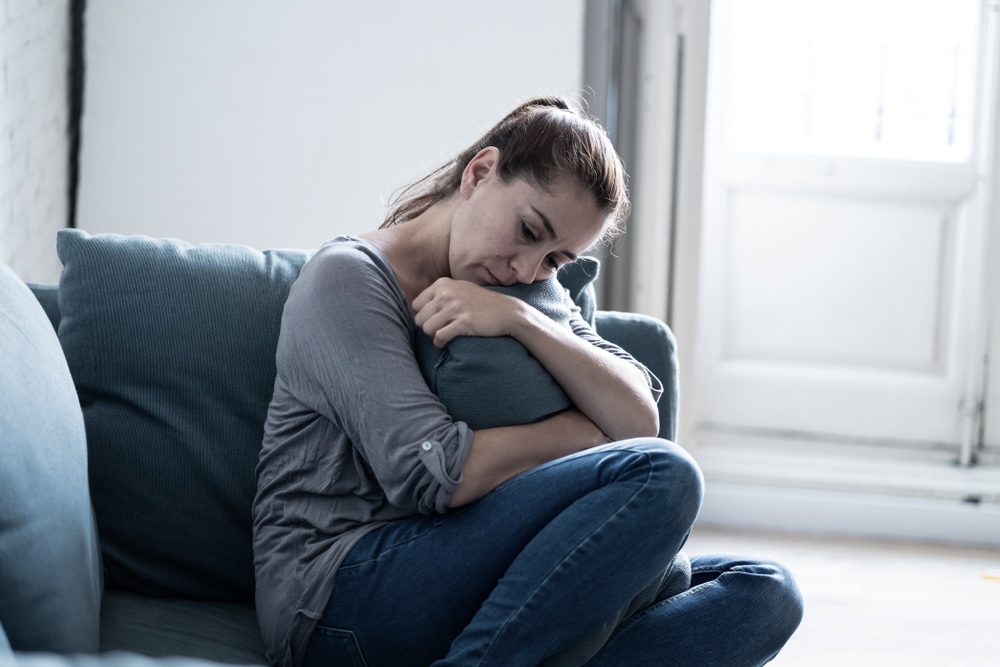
left=685, top=526, right=1000, bottom=666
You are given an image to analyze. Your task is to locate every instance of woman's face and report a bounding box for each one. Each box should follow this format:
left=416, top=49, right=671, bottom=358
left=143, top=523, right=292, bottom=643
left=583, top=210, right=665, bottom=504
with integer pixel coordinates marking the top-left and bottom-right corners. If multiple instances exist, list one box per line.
left=449, top=151, right=608, bottom=286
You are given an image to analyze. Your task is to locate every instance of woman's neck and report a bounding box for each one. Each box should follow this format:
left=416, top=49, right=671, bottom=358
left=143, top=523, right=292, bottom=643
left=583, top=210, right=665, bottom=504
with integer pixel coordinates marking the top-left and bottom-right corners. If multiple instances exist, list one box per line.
left=361, top=198, right=456, bottom=304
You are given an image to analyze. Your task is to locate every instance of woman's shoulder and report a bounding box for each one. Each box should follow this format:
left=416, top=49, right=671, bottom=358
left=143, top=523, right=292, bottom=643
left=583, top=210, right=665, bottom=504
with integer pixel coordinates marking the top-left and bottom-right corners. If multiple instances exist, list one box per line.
left=315, top=235, right=386, bottom=265
left=305, top=236, right=396, bottom=285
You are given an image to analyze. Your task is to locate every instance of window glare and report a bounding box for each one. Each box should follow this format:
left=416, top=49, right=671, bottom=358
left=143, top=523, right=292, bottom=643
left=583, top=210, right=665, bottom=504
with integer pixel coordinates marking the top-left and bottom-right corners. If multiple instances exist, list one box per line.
left=724, top=0, right=980, bottom=161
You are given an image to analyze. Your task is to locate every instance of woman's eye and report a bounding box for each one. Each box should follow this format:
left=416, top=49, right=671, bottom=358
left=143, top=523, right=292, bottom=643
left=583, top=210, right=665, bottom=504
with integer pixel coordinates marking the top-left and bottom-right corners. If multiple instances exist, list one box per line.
left=521, top=222, right=537, bottom=242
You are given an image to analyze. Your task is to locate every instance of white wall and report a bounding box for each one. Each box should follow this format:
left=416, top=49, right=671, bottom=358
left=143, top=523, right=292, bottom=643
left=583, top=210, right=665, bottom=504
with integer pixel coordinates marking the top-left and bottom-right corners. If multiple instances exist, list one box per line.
left=0, top=0, right=71, bottom=283
left=78, top=0, right=586, bottom=251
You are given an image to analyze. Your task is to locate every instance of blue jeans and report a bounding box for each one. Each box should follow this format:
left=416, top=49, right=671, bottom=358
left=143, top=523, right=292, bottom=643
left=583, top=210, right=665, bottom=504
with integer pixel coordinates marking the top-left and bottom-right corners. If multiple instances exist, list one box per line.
left=303, top=440, right=803, bottom=666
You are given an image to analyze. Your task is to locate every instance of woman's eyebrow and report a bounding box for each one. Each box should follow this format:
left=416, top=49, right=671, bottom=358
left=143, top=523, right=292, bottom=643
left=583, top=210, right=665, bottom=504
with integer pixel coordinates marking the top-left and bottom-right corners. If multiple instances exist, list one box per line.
left=530, top=206, right=577, bottom=260
left=531, top=206, right=559, bottom=240
left=530, top=206, right=556, bottom=239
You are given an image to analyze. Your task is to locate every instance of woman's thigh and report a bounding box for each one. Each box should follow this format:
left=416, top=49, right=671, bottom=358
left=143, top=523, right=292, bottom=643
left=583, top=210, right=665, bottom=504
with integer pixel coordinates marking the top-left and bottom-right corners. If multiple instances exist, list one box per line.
left=303, top=439, right=702, bottom=667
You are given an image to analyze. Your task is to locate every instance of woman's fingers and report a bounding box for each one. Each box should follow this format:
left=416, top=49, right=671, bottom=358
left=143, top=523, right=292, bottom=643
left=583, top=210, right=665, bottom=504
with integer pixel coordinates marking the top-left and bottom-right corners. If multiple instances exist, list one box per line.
left=412, top=278, right=519, bottom=342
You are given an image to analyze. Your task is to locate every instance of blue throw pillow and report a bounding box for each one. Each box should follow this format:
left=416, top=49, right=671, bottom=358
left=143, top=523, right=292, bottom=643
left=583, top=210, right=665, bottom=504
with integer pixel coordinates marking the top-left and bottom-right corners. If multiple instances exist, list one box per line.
left=56, top=229, right=311, bottom=601
left=0, top=260, right=102, bottom=652
left=415, top=257, right=599, bottom=430
left=556, top=256, right=600, bottom=327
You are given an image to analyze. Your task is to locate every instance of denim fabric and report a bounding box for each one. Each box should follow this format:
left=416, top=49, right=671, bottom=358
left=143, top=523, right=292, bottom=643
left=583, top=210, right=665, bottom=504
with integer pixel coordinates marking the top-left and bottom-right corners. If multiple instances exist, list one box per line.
left=302, top=440, right=802, bottom=667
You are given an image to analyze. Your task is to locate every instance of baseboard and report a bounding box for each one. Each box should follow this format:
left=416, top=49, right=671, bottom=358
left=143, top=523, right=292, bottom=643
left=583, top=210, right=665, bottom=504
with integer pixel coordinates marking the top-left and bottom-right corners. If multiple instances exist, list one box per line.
left=696, top=481, right=1000, bottom=548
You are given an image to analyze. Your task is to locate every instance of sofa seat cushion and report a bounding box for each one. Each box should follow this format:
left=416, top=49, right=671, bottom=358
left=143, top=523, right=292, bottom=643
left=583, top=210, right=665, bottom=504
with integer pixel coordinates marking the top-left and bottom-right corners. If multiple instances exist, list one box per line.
left=56, top=229, right=312, bottom=601
left=0, top=261, right=103, bottom=652
left=100, top=591, right=265, bottom=665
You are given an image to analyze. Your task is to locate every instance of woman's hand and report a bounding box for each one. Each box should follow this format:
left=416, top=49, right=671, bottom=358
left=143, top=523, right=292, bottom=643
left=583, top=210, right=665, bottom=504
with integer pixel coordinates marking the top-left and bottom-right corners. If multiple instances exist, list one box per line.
left=412, top=278, right=524, bottom=347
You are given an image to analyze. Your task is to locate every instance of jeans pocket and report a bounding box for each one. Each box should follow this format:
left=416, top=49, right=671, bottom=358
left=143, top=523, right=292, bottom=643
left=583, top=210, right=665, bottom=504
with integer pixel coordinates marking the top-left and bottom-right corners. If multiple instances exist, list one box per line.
left=303, top=625, right=369, bottom=667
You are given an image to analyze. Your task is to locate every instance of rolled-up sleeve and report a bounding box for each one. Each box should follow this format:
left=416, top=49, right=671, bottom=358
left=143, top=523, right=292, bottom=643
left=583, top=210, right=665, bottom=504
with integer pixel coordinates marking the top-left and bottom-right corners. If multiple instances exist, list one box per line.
left=277, top=245, right=472, bottom=514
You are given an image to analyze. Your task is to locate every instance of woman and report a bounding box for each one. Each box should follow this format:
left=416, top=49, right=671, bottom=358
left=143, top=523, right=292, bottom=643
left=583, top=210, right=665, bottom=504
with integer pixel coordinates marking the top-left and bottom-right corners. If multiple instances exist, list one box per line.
left=253, top=96, right=803, bottom=667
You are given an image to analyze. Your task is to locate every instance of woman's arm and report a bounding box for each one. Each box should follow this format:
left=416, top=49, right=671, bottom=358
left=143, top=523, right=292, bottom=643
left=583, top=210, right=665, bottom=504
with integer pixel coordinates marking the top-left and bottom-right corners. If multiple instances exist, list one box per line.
left=508, top=303, right=660, bottom=439
left=447, top=408, right=609, bottom=508
left=413, top=278, right=660, bottom=442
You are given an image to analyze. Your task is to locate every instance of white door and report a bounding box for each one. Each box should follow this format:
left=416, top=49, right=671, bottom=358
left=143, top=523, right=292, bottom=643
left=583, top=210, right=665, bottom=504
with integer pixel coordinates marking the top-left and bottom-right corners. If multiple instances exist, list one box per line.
left=692, top=0, right=999, bottom=492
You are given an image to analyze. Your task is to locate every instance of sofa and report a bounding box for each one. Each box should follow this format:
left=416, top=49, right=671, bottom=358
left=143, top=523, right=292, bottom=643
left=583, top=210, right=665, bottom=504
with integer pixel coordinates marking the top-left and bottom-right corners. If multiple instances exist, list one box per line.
left=0, top=229, right=680, bottom=666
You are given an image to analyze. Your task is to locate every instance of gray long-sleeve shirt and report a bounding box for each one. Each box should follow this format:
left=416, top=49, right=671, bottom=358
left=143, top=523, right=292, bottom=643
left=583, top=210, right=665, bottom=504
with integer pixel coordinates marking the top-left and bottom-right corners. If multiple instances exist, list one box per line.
left=252, top=237, right=660, bottom=667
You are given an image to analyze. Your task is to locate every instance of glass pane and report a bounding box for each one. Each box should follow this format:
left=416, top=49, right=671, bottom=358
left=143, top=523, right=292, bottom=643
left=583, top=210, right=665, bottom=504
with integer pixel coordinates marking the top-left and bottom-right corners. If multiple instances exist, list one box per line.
left=724, top=0, right=980, bottom=162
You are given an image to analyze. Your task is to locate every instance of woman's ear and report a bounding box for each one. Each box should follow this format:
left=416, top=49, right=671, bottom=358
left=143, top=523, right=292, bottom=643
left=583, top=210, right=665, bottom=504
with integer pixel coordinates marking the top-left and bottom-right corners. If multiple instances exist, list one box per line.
left=459, top=147, right=500, bottom=197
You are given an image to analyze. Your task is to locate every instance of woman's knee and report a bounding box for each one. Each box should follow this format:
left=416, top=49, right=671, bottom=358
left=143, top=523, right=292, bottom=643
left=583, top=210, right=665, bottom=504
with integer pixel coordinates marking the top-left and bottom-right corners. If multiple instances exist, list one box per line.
left=628, top=438, right=704, bottom=516
left=760, top=559, right=805, bottom=637
left=694, top=556, right=804, bottom=640
left=595, top=439, right=704, bottom=534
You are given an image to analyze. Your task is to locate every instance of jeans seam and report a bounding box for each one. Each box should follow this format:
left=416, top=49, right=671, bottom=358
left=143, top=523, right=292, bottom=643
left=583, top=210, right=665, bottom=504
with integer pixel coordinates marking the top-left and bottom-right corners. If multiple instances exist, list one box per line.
left=600, top=577, right=721, bottom=654
left=338, top=515, right=453, bottom=572
left=474, top=449, right=656, bottom=667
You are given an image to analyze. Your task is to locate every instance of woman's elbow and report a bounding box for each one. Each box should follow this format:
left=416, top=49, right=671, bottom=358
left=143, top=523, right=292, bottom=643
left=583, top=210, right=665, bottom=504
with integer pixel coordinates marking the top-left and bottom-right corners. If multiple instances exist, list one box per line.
left=607, top=404, right=660, bottom=441
left=446, top=481, right=479, bottom=509
left=636, top=408, right=660, bottom=439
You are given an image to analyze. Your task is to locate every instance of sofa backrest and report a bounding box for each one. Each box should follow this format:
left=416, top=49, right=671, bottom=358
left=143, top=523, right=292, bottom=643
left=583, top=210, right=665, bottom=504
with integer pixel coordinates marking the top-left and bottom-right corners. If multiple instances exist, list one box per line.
left=28, top=282, right=60, bottom=331
left=55, top=229, right=311, bottom=602
left=0, top=260, right=102, bottom=652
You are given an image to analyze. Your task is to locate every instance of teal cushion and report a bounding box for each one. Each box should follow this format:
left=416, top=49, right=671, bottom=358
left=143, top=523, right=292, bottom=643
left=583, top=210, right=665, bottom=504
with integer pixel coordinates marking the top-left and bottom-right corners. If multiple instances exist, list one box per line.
left=0, top=261, right=102, bottom=652
left=415, top=257, right=599, bottom=430
left=56, top=229, right=311, bottom=601
left=556, top=256, right=599, bottom=327
left=100, top=591, right=265, bottom=664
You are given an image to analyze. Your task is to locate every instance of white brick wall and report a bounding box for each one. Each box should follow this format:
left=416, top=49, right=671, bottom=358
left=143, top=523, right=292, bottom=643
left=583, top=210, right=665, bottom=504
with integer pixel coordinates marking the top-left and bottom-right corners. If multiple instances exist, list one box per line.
left=0, top=0, right=70, bottom=284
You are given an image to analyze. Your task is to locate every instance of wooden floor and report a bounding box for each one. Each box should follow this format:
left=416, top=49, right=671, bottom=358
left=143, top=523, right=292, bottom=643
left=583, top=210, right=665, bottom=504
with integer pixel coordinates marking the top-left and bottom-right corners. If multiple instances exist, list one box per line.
left=685, top=526, right=1000, bottom=667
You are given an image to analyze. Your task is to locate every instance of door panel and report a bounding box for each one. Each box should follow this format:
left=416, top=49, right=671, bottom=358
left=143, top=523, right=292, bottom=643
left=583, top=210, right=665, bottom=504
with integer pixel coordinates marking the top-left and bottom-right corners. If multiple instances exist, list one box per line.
left=694, top=0, right=989, bottom=451
left=725, top=191, right=951, bottom=372
left=699, top=192, right=965, bottom=442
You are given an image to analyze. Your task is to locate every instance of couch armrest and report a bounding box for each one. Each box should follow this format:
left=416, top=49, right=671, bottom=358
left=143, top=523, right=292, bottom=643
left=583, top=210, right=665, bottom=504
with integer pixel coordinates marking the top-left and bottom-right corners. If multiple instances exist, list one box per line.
left=0, top=618, right=11, bottom=656
left=594, top=311, right=679, bottom=442
left=27, top=283, right=60, bottom=332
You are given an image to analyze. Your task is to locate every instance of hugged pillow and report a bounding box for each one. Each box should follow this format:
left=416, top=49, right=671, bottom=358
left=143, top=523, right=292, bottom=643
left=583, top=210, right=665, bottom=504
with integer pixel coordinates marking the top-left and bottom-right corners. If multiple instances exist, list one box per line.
left=556, top=255, right=600, bottom=327
left=56, top=229, right=311, bottom=601
left=0, top=261, right=101, bottom=652
left=416, top=257, right=599, bottom=430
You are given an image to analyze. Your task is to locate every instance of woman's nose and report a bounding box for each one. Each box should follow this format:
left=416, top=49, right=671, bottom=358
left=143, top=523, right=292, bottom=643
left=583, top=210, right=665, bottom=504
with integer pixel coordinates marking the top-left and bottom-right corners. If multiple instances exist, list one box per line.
left=510, top=255, right=541, bottom=284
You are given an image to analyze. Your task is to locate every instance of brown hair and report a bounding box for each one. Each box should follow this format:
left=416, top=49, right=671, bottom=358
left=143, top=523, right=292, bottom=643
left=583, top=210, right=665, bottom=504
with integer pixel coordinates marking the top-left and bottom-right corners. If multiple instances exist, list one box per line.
left=381, top=96, right=629, bottom=241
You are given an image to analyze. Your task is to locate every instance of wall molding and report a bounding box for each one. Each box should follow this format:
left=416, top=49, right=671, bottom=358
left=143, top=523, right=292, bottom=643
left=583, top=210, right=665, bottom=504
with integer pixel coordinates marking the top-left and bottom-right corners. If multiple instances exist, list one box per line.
left=697, top=482, right=1000, bottom=549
